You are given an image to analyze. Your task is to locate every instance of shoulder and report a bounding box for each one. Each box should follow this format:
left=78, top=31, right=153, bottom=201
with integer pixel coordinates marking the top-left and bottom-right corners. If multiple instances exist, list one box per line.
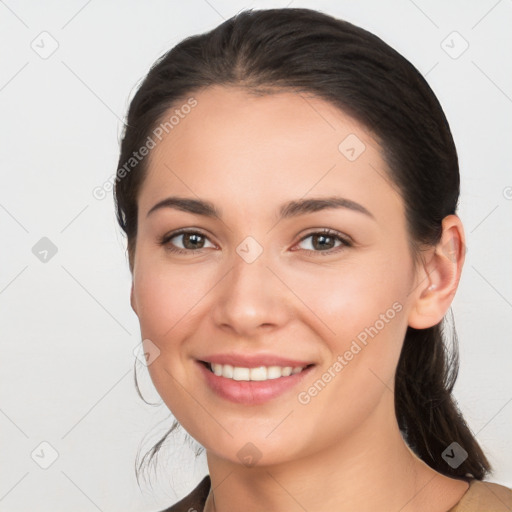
left=449, top=479, right=512, bottom=512
left=156, top=475, right=211, bottom=512
left=152, top=475, right=512, bottom=512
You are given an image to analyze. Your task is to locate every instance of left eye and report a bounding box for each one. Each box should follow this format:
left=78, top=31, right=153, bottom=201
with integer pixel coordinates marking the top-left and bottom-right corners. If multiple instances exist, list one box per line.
left=295, top=229, right=351, bottom=254
left=159, top=230, right=215, bottom=254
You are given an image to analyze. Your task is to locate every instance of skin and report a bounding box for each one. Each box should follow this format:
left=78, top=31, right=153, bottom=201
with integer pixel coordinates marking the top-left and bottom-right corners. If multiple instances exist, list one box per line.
left=130, top=85, right=469, bottom=512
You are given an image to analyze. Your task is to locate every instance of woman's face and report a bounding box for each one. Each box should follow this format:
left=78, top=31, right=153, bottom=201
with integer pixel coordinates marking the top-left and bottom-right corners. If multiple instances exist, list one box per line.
left=130, top=85, right=421, bottom=467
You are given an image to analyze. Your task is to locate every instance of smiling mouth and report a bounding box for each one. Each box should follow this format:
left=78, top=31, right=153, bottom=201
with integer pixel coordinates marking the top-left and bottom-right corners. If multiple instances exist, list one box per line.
left=199, top=361, right=315, bottom=381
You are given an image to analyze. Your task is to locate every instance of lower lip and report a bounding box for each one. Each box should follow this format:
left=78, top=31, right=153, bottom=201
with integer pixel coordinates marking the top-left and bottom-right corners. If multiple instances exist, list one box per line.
left=196, top=361, right=315, bottom=405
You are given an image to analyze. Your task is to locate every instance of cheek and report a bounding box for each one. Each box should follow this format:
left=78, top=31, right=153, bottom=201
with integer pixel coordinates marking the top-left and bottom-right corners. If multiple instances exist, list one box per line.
left=132, top=261, right=212, bottom=426
left=133, top=258, right=211, bottom=340
left=289, top=255, right=410, bottom=403
left=290, top=270, right=408, bottom=447
left=285, top=254, right=410, bottom=346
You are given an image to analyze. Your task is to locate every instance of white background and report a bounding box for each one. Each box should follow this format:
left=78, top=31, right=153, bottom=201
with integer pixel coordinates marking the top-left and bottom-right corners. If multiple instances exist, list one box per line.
left=0, top=1, right=511, bottom=510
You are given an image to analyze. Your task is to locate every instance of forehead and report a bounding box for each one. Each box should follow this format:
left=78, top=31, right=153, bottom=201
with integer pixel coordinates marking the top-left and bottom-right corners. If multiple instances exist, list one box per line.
left=148, top=85, right=378, bottom=165
left=138, top=85, right=404, bottom=225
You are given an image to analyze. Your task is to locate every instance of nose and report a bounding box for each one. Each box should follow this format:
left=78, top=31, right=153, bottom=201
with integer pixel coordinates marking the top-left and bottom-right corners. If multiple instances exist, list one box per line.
left=211, top=247, right=291, bottom=338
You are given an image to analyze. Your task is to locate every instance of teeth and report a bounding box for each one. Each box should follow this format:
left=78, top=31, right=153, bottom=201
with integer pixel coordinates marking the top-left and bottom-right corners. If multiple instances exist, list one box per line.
left=233, top=367, right=250, bottom=381
left=250, top=366, right=267, bottom=381
left=209, top=363, right=305, bottom=381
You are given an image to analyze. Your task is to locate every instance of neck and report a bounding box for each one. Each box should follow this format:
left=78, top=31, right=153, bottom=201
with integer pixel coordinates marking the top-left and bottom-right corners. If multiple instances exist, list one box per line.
left=204, top=393, right=466, bottom=512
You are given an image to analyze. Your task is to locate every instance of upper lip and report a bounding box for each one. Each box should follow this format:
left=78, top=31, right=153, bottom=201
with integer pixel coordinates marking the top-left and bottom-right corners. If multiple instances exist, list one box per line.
left=198, top=353, right=315, bottom=368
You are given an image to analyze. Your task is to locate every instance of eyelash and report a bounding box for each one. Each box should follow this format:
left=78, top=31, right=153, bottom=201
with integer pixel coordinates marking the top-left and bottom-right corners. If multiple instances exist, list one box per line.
left=158, top=228, right=353, bottom=257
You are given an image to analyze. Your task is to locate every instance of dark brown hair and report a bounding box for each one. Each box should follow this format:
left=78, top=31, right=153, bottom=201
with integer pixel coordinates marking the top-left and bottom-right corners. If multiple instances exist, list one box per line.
left=114, top=7, right=491, bottom=485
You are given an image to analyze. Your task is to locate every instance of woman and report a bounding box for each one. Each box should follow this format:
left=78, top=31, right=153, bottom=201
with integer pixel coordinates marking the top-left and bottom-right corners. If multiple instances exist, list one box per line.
left=114, top=8, right=512, bottom=512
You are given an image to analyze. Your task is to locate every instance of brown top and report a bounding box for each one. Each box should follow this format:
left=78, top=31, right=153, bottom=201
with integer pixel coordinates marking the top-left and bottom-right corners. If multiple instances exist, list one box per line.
left=159, top=475, right=512, bottom=512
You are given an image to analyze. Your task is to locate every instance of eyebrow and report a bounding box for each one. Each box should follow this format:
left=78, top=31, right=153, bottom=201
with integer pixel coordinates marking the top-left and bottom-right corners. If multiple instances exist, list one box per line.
left=146, top=195, right=375, bottom=220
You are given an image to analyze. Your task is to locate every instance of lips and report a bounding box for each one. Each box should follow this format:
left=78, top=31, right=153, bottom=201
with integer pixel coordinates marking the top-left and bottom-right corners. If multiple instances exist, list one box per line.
left=195, top=354, right=316, bottom=405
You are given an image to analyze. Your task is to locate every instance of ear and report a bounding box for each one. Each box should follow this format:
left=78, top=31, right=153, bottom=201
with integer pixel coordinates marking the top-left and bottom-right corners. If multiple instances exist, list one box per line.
left=407, top=214, right=466, bottom=329
left=130, top=281, right=138, bottom=315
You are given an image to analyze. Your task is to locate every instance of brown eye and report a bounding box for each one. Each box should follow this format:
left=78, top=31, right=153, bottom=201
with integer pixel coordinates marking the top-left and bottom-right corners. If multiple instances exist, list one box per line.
left=177, top=232, right=206, bottom=250
left=295, top=229, right=352, bottom=255
left=159, top=229, right=215, bottom=254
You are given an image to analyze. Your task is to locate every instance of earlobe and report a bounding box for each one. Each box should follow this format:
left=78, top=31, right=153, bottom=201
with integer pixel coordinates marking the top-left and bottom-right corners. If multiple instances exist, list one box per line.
left=407, top=215, right=466, bottom=329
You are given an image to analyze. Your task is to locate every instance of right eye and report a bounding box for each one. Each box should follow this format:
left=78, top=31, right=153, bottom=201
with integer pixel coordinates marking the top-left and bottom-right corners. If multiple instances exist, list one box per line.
left=158, top=229, right=216, bottom=255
